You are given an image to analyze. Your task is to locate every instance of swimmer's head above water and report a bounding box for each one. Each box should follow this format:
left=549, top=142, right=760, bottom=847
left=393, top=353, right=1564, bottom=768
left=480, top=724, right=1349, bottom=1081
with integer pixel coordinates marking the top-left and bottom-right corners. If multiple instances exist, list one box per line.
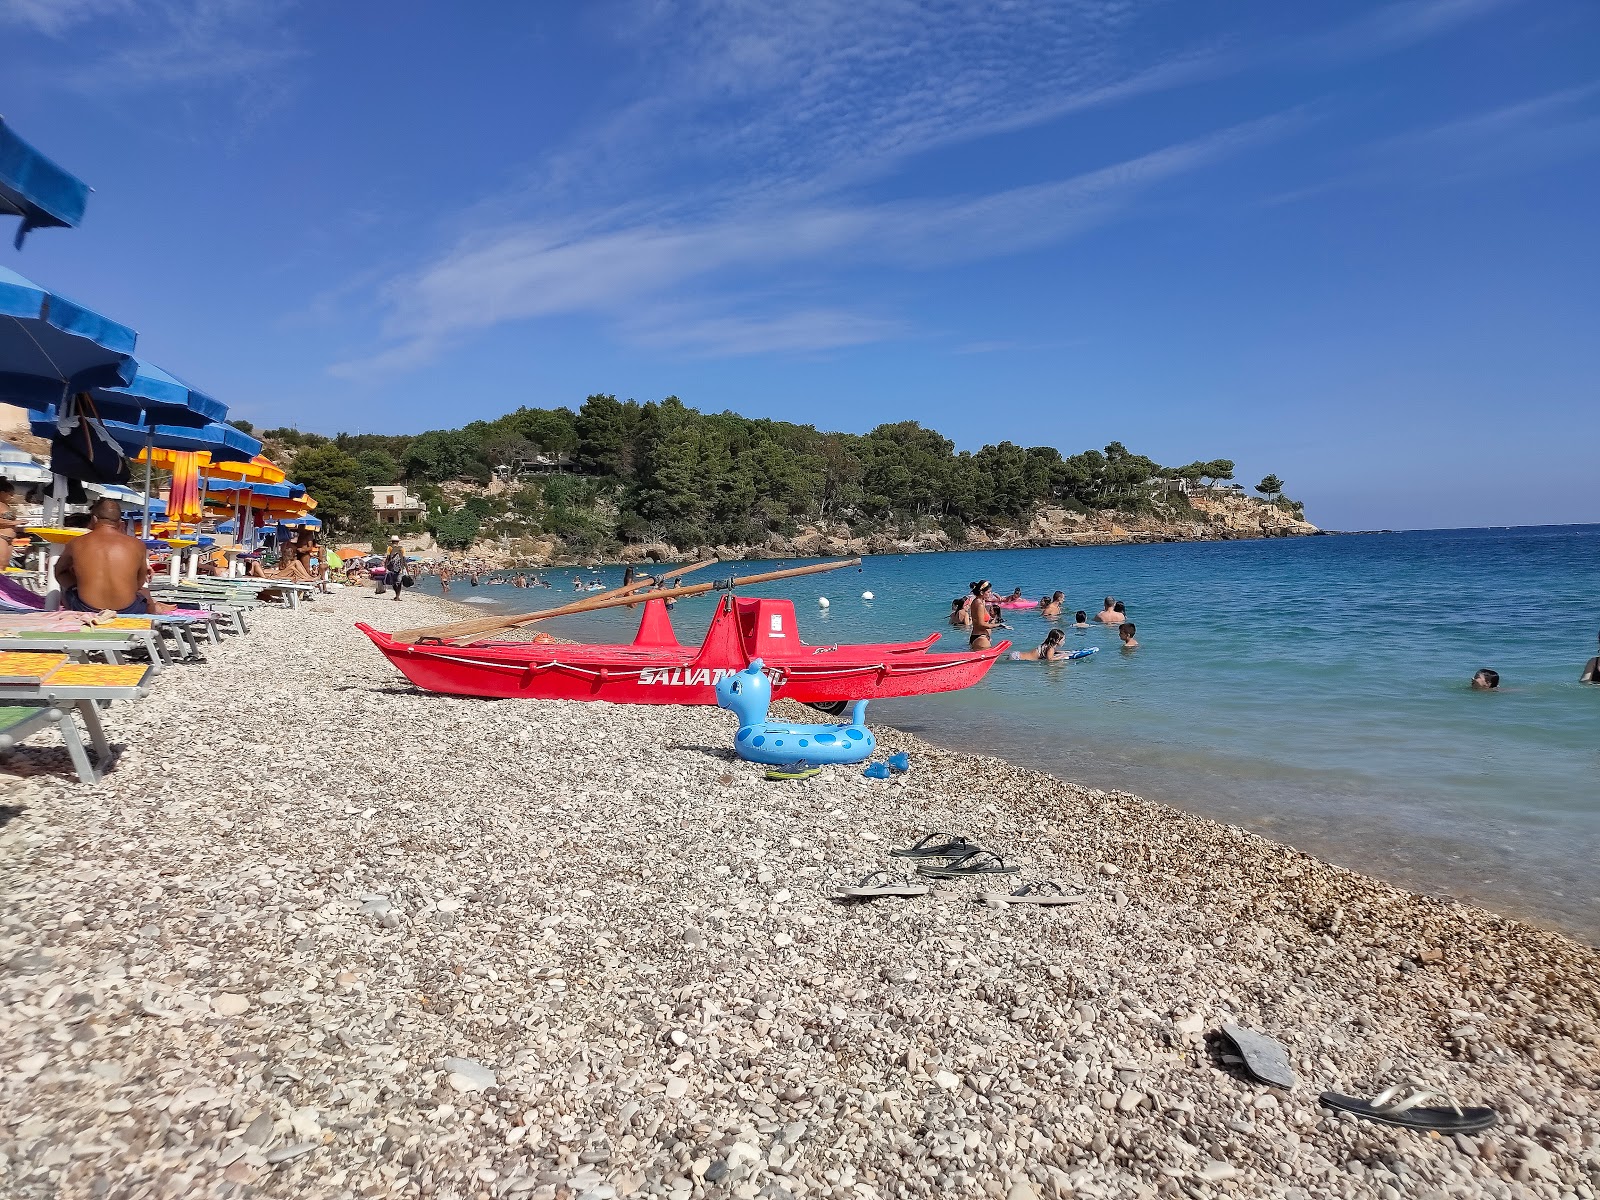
left=1471, top=668, right=1499, bottom=690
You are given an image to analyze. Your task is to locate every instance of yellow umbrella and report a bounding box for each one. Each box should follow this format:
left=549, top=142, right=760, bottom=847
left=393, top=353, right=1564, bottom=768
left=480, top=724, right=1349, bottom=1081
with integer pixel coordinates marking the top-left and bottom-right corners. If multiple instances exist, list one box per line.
left=206, top=455, right=287, bottom=485
left=137, top=448, right=288, bottom=484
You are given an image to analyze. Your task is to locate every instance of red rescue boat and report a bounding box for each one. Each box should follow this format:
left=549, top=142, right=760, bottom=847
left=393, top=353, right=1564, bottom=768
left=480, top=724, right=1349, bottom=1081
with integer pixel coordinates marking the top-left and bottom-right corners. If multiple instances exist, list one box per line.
left=358, top=594, right=1008, bottom=704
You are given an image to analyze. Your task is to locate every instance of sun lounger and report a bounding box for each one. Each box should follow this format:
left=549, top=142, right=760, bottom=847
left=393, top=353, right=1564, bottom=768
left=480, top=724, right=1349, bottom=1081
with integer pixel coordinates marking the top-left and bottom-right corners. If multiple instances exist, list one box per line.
left=0, top=704, right=104, bottom=784
left=0, top=628, right=168, bottom=674
left=0, top=652, right=152, bottom=783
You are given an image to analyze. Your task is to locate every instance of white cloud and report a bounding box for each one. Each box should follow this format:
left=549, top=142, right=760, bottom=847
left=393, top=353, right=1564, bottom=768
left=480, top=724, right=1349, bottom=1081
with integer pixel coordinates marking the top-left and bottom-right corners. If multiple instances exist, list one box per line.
left=1292, top=0, right=1518, bottom=62
left=1266, top=83, right=1600, bottom=203
left=625, top=308, right=908, bottom=357
left=2, top=0, right=301, bottom=97
left=333, top=112, right=1299, bottom=376
left=330, top=0, right=1512, bottom=376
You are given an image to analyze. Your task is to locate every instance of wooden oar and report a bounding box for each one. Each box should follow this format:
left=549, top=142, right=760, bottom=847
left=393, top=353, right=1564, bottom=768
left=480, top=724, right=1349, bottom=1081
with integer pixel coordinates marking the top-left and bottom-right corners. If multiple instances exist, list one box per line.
left=394, top=558, right=718, bottom=643
left=444, top=557, right=860, bottom=645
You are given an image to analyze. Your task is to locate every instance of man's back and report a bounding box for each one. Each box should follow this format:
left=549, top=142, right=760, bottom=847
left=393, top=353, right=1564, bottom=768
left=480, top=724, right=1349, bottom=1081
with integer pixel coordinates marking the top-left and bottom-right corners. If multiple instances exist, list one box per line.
left=63, top=525, right=147, bottom=610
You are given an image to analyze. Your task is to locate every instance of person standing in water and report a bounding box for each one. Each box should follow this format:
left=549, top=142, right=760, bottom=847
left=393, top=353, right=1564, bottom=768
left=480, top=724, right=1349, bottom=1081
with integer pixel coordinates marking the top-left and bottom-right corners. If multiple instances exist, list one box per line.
left=949, top=599, right=970, bottom=628
left=1581, top=634, right=1600, bottom=683
left=1039, top=591, right=1065, bottom=618
left=1119, top=622, right=1139, bottom=650
left=1073, top=610, right=1090, bottom=629
left=969, top=590, right=1002, bottom=650
left=1096, top=597, right=1120, bottom=624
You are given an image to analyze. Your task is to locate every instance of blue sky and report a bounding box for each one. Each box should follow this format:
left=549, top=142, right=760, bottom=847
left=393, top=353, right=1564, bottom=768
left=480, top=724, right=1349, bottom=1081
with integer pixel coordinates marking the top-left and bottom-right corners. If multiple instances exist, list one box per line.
left=2, top=0, right=1597, bottom=530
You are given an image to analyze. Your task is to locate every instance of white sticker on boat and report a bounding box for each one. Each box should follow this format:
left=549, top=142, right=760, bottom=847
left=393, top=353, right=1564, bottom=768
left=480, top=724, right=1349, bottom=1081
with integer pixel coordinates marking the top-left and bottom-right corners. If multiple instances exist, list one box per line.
left=640, top=666, right=785, bottom=686
left=769, top=614, right=785, bottom=636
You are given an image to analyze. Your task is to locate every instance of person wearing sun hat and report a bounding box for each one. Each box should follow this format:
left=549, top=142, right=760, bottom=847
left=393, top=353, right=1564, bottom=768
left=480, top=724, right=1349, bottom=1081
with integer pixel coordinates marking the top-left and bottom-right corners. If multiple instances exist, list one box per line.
left=382, top=536, right=407, bottom=601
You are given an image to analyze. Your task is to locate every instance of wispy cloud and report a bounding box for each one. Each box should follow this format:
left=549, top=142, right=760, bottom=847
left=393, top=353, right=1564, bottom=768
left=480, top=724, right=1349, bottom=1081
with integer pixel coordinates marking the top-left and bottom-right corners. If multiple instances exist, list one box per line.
left=332, top=112, right=1300, bottom=377
left=1267, top=83, right=1600, bottom=203
left=2, top=0, right=302, bottom=111
left=1377, top=83, right=1600, bottom=181
left=625, top=308, right=909, bottom=358
left=0, top=0, right=131, bottom=36
left=330, top=0, right=1518, bottom=376
left=1292, top=0, right=1519, bottom=62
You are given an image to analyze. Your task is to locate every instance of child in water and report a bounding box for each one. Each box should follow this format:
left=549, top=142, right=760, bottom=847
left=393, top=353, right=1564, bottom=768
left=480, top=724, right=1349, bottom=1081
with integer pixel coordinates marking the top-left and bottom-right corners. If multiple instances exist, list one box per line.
left=1119, top=622, right=1138, bottom=650
left=1013, top=629, right=1067, bottom=662
left=1073, top=611, right=1090, bottom=629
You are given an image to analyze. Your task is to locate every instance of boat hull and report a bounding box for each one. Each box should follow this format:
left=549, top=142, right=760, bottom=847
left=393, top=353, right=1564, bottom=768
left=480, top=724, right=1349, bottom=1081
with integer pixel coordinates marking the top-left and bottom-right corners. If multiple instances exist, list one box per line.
left=357, top=595, right=1006, bottom=704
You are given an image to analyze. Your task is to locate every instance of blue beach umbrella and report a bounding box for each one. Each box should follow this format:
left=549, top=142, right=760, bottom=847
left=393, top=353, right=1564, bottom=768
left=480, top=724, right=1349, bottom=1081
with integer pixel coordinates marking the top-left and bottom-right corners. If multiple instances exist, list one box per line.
left=28, top=360, right=226, bottom=536
left=94, top=418, right=262, bottom=464
left=0, top=266, right=136, bottom=409
left=0, top=119, right=90, bottom=248
left=74, top=359, right=226, bottom=429
left=205, top=479, right=304, bottom=501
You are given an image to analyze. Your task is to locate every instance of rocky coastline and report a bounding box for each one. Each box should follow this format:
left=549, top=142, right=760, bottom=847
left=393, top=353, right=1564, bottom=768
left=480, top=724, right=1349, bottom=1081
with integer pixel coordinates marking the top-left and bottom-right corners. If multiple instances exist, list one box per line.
left=434, top=492, right=1322, bottom=569
left=1, top=587, right=1593, bottom=1200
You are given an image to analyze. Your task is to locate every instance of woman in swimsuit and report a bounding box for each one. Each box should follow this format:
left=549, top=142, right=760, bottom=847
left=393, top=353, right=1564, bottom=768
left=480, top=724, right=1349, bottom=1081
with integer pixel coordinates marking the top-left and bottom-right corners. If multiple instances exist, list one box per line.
left=968, top=580, right=1004, bottom=650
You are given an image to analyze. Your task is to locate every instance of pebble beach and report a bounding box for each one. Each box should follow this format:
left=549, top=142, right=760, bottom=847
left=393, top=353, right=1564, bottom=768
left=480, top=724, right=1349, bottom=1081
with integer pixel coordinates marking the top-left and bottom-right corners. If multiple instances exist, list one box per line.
left=2, top=588, right=1597, bottom=1200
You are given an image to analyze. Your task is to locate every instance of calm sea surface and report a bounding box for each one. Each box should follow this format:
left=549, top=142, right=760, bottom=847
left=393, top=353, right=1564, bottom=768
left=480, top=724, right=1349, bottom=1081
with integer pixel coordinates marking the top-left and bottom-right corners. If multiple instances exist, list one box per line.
left=408, top=526, right=1600, bottom=942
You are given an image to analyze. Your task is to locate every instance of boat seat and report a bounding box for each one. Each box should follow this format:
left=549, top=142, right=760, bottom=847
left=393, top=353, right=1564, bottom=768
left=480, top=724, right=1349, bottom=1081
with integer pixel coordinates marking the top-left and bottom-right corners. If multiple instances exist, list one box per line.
left=737, top=597, right=800, bottom=659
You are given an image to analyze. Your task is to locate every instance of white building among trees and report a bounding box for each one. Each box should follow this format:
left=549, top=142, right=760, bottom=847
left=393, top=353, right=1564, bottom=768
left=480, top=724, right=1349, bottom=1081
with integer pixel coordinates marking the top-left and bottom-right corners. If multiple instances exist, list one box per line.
left=369, top=485, right=425, bottom=524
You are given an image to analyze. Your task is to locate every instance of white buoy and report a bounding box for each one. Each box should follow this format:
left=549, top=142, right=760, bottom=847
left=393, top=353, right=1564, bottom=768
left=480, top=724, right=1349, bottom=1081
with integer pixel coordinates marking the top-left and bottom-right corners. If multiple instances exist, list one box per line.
left=818, top=597, right=830, bottom=608
left=861, top=591, right=874, bottom=600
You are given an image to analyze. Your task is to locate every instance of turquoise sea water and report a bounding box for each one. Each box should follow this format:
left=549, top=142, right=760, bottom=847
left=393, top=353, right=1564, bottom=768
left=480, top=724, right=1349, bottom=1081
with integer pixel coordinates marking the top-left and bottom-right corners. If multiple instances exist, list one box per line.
left=410, top=526, right=1600, bottom=941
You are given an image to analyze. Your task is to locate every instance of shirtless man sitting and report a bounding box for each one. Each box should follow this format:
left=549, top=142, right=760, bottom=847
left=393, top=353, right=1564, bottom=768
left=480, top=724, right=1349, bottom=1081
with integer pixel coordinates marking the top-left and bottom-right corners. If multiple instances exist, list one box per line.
left=54, top=498, right=166, bottom=615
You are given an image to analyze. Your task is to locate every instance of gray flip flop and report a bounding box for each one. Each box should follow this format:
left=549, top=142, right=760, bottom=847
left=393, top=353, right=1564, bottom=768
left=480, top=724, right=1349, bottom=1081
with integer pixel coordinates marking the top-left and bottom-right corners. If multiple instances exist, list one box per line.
left=1220, top=1023, right=1297, bottom=1089
left=834, top=870, right=931, bottom=900
left=981, top=880, right=1087, bottom=906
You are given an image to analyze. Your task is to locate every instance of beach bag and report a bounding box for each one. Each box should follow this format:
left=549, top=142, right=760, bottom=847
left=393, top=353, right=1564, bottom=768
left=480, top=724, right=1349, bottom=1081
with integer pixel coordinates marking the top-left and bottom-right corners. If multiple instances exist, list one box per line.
left=401, top=574, right=416, bottom=588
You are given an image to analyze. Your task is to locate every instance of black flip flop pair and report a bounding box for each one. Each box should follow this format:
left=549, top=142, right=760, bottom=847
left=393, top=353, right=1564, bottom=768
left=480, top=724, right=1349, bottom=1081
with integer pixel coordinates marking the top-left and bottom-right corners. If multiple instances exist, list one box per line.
left=1219, top=1024, right=1498, bottom=1134
left=889, top=833, right=1017, bottom=879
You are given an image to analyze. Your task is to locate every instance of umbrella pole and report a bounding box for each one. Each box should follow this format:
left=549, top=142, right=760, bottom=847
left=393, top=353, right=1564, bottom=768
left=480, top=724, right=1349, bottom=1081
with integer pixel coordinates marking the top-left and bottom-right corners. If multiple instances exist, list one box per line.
left=140, top=429, right=153, bottom=539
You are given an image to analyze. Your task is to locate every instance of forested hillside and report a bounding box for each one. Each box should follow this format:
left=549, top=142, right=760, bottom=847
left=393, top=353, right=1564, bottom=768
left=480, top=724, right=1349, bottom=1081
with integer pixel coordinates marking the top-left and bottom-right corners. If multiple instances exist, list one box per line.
left=249, top=394, right=1303, bottom=555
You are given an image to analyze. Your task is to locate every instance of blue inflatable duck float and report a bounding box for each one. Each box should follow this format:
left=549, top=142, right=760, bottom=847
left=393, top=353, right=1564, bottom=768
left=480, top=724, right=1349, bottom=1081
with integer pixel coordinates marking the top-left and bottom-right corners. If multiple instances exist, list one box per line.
left=715, top=659, right=876, bottom=766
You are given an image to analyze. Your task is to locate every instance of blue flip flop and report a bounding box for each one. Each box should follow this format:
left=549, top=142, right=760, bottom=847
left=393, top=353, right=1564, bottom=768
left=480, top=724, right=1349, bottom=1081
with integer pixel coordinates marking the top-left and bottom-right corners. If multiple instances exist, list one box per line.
left=886, top=752, right=911, bottom=773
left=862, top=762, right=892, bottom=779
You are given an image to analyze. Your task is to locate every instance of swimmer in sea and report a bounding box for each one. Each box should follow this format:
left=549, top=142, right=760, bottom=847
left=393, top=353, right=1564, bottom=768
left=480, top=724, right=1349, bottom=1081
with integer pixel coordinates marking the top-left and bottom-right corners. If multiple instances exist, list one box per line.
left=1013, top=628, right=1067, bottom=662
left=1581, top=633, right=1600, bottom=683
left=949, top=598, right=970, bottom=628
left=1039, top=591, right=1064, bottom=618
left=1096, top=596, right=1120, bottom=624
left=1003, top=586, right=1025, bottom=603
left=1471, top=668, right=1499, bottom=690
left=1119, top=622, right=1138, bottom=650
left=1073, top=610, right=1089, bottom=629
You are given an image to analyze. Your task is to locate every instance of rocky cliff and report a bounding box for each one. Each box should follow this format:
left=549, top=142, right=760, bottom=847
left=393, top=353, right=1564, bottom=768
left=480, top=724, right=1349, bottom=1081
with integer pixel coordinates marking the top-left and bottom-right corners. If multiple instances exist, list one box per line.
left=457, top=490, right=1319, bottom=565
